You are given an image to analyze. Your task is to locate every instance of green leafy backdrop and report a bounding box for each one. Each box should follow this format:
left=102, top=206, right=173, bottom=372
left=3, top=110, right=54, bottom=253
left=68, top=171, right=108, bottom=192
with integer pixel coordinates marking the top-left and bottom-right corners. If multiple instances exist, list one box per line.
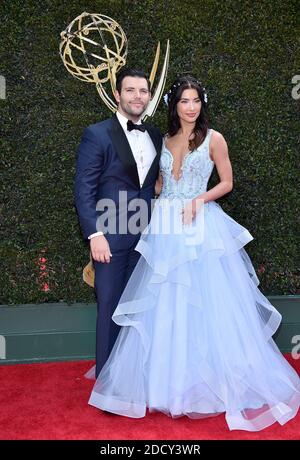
left=1, top=0, right=299, bottom=305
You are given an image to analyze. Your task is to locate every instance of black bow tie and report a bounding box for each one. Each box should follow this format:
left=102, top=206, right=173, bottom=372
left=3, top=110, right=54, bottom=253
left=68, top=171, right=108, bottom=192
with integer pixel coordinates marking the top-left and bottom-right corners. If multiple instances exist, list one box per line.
left=127, top=120, right=146, bottom=132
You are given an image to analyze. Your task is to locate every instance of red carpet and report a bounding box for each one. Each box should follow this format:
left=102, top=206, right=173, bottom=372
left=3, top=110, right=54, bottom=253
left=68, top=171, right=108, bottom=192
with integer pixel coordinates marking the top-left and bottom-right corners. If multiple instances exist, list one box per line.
left=0, top=355, right=299, bottom=440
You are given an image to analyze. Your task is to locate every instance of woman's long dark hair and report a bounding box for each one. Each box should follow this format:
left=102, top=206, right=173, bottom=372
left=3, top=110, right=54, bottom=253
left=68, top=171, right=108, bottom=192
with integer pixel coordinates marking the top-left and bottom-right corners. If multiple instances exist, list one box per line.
left=167, top=75, right=209, bottom=151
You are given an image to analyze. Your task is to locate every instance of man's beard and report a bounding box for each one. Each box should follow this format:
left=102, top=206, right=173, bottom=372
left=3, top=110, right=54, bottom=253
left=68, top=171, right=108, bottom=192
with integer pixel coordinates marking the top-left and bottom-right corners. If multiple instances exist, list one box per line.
left=120, top=102, right=147, bottom=118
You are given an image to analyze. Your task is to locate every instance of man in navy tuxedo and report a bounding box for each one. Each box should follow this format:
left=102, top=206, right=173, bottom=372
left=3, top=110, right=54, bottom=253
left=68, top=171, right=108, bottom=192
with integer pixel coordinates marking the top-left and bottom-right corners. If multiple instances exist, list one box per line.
left=75, top=69, right=162, bottom=378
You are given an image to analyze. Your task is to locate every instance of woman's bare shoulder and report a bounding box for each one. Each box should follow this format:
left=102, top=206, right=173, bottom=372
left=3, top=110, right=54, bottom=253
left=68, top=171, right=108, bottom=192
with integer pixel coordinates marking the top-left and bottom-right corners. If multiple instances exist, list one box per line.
left=210, top=128, right=226, bottom=142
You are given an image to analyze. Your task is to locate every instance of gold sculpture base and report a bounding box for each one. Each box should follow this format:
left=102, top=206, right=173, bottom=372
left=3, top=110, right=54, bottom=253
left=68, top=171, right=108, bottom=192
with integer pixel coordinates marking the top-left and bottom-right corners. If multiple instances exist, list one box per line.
left=82, top=253, right=95, bottom=288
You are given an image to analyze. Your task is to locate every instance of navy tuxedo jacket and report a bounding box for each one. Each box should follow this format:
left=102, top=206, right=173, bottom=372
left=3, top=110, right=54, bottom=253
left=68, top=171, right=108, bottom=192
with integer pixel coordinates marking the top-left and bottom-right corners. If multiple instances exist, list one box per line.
left=75, top=114, right=162, bottom=251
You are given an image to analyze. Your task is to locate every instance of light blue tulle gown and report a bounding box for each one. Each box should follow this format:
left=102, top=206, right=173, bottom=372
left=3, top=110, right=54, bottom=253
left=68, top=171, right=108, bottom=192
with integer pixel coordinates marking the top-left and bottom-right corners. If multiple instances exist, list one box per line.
left=87, top=129, right=300, bottom=431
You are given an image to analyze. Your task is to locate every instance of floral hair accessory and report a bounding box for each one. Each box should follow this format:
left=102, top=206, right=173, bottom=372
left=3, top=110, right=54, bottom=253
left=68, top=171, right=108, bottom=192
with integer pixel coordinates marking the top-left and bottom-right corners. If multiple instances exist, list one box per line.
left=163, top=79, right=208, bottom=106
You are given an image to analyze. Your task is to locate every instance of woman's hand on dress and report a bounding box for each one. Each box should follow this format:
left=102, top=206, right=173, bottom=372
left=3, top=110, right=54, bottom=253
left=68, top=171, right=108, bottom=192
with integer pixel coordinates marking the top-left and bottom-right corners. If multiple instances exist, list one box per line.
left=181, top=198, right=204, bottom=225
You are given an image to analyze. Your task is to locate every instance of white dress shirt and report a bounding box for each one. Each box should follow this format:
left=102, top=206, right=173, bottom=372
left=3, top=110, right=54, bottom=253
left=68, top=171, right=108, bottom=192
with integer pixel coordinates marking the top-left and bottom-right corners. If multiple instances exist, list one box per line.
left=89, top=111, right=157, bottom=239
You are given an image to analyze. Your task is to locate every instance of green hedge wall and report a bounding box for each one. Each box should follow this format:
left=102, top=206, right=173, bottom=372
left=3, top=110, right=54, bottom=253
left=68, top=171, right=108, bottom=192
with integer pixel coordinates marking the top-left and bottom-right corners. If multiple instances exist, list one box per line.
left=1, top=0, right=299, bottom=304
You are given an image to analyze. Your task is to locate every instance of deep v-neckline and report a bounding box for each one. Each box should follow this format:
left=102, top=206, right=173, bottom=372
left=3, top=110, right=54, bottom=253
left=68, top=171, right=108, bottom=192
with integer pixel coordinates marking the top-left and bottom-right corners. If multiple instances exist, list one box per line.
left=163, top=139, right=192, bottom=182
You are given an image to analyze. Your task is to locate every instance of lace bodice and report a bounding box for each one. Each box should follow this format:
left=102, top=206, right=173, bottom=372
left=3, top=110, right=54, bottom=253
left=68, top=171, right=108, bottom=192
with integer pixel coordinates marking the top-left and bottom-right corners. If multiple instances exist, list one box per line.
left=159, top=129, right=214, bottom=200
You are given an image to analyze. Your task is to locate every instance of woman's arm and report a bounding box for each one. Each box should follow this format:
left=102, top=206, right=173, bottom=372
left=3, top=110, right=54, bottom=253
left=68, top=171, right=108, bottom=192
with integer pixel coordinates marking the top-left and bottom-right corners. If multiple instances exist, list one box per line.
left=182, top=130, right=233, bottom=223
left=193, top=130, right=233, bottom=206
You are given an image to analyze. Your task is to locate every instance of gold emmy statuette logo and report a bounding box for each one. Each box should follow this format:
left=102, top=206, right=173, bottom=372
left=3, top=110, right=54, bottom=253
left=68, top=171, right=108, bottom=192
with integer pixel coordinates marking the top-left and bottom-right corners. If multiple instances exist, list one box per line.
left=60, top=13, right=170, bottom=287
left=60, top=12, right=170, bottom=119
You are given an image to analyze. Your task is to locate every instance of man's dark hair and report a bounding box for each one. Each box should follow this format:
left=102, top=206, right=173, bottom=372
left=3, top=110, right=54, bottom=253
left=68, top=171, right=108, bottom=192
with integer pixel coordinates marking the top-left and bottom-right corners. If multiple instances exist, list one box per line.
left=116, top=68, right=150, bottom=93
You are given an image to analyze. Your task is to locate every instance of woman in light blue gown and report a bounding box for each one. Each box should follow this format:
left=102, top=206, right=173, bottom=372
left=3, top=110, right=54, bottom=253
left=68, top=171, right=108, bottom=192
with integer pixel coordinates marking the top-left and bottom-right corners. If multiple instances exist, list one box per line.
left=87, top=75, right=300, bottom=431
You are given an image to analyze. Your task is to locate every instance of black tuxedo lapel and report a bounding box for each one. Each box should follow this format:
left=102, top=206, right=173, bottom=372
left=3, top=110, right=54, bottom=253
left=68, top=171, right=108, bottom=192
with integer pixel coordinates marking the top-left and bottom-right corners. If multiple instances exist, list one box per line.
left=108, top=114, right=162, bottom=190
left=108, top=114, right=140, bottom=188
left=142, top=124, right=162, bottom=189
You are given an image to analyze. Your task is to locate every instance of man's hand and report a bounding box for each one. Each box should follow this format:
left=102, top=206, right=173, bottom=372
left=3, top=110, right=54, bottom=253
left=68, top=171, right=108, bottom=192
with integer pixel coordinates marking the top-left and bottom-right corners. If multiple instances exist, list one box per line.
left=155, top=171, right=163, bottom=196
left=90, top=235, right=112, bottom=263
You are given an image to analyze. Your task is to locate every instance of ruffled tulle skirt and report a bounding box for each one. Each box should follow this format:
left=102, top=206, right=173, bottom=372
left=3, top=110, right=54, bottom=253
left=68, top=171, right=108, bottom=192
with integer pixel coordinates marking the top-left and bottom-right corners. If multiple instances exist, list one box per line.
left=87, top=198, right=300, bottom=431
